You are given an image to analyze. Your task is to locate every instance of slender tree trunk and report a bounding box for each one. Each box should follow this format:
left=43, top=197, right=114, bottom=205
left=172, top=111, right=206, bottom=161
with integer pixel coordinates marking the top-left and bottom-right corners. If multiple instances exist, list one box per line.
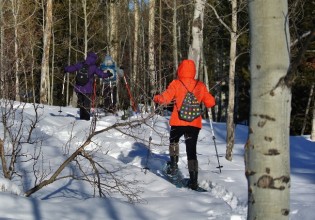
left=188, top=0, right=205, bottom=79
left=11, top=0, right=20, bottom=101
left=0, top=0, right=3, bottom=98
left=50, top=31, right=55, bottom=105
left=70, top=0, right=79, bottom=107
left=172, top=0, right=178, bottom=78
left=109, top=2, right=118, bottom=60
left=31, top=47, right=36, bottom=103
left=22, top=58, right=29, bottom=102
left=109, top=1, right=119, bottom=109
left=141, top=12, right=146, bottom=105
left=246, top=0, right=291, bottom=219
left=148, top=0, right=156, bottom=99
left=217, top=40, right=224, bottom=122
left=301, top=83, right=314, bottom=135
left=40, top=0, right=53, bottom=104
left=225, top=0, right=237, bottom=161
left=66, top=0, right=71, bottom=106
left=82, top=0, right=87, bottom=56
left=202, top=51, right=209, bottom=93
left=158, top=0, right=162, bottom=92
left=132, top=0, right=139, bottom=98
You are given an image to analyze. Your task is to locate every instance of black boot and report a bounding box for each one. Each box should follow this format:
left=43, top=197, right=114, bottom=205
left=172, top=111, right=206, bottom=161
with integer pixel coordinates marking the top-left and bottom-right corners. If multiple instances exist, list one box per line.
left=187, top=160, right=198, bottom=190
left=167, top=156, right=178, bottom=175
left=188, top=171, right=198, bottom=190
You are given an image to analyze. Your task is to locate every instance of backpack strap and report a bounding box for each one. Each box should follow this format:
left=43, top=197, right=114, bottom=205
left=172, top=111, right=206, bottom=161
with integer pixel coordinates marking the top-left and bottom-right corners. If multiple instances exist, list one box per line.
left=178, top=79, right=198, bottom=92
left=82, top=62, right=89, bottom=70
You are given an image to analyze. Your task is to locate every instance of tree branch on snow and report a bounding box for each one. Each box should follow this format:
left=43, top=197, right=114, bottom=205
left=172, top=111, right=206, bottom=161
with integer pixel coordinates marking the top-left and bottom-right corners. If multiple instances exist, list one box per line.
left=24, top=113, right=155, bottom=201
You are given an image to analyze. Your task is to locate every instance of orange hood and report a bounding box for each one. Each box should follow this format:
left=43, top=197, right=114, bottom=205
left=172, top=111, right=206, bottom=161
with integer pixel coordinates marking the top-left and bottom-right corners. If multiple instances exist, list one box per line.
left=177, top=59, right=196, bottom=79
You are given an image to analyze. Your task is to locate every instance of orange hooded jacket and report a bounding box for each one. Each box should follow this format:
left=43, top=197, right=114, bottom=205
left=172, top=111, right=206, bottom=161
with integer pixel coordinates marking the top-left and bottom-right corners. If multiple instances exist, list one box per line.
left=153, top=59, right=216, bottom=128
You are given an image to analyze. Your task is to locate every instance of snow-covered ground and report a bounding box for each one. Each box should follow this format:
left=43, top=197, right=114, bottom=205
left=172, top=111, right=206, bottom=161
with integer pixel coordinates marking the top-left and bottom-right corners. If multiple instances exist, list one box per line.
left=0, top=103, right=314, bottom=220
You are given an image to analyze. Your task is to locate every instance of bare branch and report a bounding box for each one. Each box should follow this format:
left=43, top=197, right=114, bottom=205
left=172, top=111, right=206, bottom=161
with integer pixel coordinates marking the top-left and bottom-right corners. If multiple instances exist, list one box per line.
left=24, top=113, right=155, bottom=197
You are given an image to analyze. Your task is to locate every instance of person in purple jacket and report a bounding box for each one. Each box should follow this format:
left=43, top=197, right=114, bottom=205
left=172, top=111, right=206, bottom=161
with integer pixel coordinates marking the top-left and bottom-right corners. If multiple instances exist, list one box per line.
left=64, top=52, right=112, bottom=120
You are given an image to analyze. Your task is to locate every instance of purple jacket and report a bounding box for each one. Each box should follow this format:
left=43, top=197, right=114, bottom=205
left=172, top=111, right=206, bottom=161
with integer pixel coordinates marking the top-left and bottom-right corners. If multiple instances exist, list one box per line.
left=64, top=52, right=110, bottom=94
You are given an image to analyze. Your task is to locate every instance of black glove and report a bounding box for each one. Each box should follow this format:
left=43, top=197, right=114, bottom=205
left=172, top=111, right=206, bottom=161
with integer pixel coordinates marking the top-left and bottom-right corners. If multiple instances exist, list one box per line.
left=107, top=70, right=113, bottom=78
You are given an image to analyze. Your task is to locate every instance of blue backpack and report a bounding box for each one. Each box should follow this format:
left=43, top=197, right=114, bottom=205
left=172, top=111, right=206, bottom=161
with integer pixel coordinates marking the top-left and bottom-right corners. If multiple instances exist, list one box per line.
left=100, top=55, right=116, bottom=82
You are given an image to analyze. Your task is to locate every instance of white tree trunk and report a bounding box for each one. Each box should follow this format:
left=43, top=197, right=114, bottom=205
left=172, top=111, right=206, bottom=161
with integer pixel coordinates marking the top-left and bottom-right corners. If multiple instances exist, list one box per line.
left=188, top=0, right=206, bottom=79
left=71, top=0, right=79, bottom=107
left=109, top=1, right=118, bottom=59
left=109, top=1, right=119, bottom=108
left=82, top=0, right=87, bottom=56
left=66, top=0, right=71, bottom=106
left=246, top=0, right=291, bottom=219
left=132, top=0, right=139, bottom=93
left=301, top=83, right=314, bottom=135
left=40, top=0, right=52, bottom=104
left=11, top=0, right=20, bottom=101
left=49, top=31, right=55, bottom=105
left=172, top=1, right=178, bottom=78
left=208, top=1, right=240, bottom=161
left=225, top=0, right=237, bottom=161
left=158, top=0, right=162, bottom=91
left=148, top=0, right=156, bottom=98
left=31, top=47, right=36, bottom=103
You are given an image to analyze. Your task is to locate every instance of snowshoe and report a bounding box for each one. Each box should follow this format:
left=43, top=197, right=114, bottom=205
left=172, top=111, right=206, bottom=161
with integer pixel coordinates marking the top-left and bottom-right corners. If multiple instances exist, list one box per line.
left=166, top=161, right=178, bottom=176
left=163, top=162, right=184, bottom=187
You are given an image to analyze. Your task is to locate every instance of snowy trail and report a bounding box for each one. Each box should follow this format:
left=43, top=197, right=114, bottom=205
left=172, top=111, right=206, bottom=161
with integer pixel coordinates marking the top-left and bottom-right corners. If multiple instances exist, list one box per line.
left=104, top=116, right=248, bottom=219
left=0, top=105, right=314, bottom=220
left=36, top=108, right=249, bottom=219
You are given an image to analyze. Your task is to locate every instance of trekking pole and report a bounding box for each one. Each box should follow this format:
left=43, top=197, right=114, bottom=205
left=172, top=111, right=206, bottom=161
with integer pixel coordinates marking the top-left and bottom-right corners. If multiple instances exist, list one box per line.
left=91, top=77, right=97, bottom=114
left=207, top=108, right=223, bottom=173
left=90, top=78, right=97, bottom=135
left=209, top=77, right=227, bottom=91
left=109, top=81, right=114, bottom=109
left=59, top=73, right=67, bottom=113
left=123, top=74, right=137, bottom=112
left=143, top=104, right=156, bottom=174
left=62, top=73, right=66, bottom=96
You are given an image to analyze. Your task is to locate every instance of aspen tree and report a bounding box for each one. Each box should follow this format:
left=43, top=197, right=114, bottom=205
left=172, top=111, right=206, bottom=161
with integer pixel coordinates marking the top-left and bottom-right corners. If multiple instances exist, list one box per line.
left=148, top=0, right=156, bottom=100
left=40, top=0, right=53, bottom=104
left=246, top=0, right=291, bottom=219
left=188, top=0, right=206, bottom=78
left=132, top=0, right=140, bottom=95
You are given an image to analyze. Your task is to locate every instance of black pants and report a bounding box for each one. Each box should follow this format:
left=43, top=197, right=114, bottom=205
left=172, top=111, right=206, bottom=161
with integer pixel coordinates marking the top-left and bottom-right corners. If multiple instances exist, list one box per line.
left=77, top=93, right=91, bottom=120
left=169, top=126, right=200, bottom=161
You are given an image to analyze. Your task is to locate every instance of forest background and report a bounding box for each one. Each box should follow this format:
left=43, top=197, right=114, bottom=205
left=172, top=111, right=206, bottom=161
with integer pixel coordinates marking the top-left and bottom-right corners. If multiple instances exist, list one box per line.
left=0, top=0, right=314, bottom=136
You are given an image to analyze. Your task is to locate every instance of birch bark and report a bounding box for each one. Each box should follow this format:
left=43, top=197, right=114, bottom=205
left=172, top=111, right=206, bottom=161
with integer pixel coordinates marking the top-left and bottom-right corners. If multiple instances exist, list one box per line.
left=40, top=0, right=53, bottom=104
left=188, top=0, right=205, bottom=79
left=246, top=0, right=291, bottom=219
left=148, top=0, right=156, bottom=99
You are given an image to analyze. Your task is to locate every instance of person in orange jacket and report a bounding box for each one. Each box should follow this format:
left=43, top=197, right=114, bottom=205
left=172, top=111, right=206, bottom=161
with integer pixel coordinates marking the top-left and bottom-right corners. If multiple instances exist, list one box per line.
left=153, top=59, right=216, bottom=190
